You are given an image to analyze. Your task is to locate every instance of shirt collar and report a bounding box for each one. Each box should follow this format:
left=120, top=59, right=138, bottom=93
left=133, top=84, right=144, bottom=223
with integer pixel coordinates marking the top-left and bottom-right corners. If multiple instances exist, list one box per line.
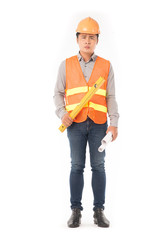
left=77, top=52, right=97, bottom=62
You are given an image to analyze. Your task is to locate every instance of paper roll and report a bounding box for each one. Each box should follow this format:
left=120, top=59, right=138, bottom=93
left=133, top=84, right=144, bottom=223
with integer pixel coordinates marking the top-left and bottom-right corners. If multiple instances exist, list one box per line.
left=98, top=131, right=112, bottom=152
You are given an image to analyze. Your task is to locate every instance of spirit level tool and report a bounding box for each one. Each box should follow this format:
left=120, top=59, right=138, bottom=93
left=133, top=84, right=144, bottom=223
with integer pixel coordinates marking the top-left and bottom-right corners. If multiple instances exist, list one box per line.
left=59, top=76, right=105, bottom=132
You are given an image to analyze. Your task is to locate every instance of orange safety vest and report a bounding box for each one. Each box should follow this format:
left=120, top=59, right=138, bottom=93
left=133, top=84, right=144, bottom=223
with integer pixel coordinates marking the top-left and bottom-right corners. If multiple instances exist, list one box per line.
left=65, top=55, right=110, bottom=124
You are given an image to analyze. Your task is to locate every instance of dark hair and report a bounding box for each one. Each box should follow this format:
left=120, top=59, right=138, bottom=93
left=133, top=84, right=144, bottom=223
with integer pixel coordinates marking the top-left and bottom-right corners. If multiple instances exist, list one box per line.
left=76, top=32, right=99, bottom=39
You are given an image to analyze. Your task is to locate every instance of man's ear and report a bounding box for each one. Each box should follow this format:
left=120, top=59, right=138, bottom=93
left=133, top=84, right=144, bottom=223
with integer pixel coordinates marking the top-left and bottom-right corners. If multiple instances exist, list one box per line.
left=97, top=38, right=99, bottom=45
left=76, top=37, right=79, bottom=44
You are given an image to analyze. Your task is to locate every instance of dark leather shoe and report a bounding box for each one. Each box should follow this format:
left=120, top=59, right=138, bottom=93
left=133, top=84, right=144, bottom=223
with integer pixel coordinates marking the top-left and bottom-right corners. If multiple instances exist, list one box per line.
left=67, top=208, right=82, bottom=228
left=93, top=208, right=110, bottom=228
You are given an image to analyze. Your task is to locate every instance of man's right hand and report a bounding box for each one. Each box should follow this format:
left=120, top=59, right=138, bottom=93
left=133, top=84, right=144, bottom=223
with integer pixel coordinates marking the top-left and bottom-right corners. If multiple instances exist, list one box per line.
left=61, top=113, right=73, bottom=127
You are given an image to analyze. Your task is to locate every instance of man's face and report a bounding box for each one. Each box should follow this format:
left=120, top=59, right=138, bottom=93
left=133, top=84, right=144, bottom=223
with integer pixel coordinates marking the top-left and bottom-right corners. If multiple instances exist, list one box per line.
left=77, top=33, right=98, bottom=55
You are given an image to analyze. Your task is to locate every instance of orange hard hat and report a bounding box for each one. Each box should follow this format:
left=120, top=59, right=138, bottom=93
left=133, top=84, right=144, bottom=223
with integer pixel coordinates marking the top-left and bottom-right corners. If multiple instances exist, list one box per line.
left=76, top=17, right=100, bottom=34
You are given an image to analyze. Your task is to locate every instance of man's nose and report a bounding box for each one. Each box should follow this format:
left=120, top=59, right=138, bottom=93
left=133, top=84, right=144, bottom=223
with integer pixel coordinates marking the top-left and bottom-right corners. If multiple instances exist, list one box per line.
left=85, top=36, right=91, bottom=44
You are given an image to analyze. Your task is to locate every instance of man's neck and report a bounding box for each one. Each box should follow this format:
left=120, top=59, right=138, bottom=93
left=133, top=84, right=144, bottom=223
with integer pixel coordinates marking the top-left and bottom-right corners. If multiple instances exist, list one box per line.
left=79, top=51, right=94, bottom=62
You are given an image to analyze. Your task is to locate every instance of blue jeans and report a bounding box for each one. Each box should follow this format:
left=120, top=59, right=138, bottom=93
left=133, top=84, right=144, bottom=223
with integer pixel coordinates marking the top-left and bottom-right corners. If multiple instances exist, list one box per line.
left=67, top=117, right=108, bottom=211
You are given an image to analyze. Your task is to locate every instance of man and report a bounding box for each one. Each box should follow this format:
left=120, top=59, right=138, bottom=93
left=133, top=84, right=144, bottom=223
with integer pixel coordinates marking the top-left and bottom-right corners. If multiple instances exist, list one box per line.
left=53, top=17, right=119, bottom=228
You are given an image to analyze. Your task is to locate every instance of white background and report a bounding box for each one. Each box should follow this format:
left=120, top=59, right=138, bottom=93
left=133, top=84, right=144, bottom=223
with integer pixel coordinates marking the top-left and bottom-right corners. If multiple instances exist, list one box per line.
left=0, top=0, right=160, bottom=239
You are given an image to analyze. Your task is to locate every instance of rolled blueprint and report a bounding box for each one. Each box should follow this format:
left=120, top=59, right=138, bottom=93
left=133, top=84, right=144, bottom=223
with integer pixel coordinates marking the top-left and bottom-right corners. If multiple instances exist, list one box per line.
left=98, top=131, right=113, bottom=152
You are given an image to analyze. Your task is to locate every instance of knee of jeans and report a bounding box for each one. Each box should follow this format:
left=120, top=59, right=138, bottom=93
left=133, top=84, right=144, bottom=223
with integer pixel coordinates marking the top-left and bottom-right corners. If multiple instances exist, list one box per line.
left=91, top=163, right=105, bottom=172
left=71, top=163, right=85, bottom=173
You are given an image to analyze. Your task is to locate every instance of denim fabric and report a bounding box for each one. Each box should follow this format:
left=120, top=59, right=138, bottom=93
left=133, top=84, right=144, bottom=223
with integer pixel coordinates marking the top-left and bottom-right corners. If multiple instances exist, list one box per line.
left=67, top=117, right=108, bottom=210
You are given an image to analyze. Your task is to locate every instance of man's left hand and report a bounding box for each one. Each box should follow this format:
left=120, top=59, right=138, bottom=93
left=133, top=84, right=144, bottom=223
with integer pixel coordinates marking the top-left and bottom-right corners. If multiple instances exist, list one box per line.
left=106, top=126, right=118, bottom=142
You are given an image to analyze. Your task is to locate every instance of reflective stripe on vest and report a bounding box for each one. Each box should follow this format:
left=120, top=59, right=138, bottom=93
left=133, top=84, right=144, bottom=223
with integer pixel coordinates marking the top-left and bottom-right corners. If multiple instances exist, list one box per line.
left=66, top=102, right=107, bottom=113
left=66, top=86, right=106, bottom=97
left=66, top=86, right=88, bottom=96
